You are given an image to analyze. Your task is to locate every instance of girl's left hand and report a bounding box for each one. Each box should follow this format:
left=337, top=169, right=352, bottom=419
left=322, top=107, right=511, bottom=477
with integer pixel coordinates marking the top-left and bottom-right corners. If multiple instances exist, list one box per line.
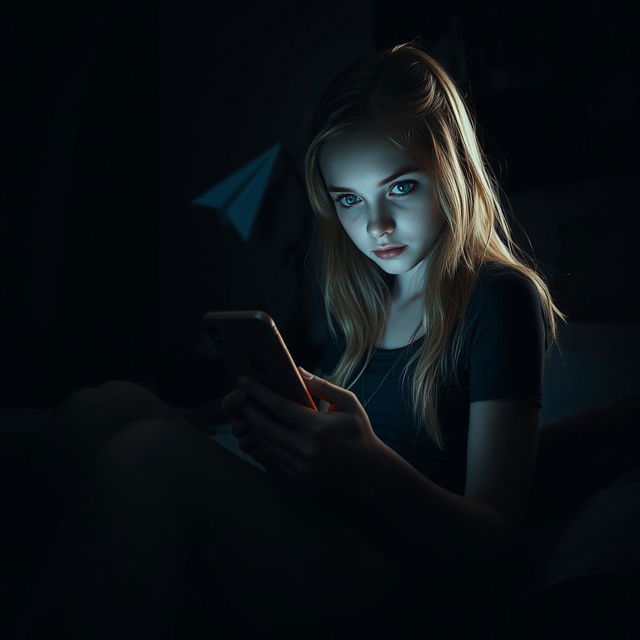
left=234, top=367, right=383, bottom=495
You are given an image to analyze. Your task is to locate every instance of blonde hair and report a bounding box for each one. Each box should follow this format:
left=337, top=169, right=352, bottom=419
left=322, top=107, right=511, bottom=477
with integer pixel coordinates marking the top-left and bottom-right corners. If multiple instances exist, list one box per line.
left=304, top=39, right=568, bottom=451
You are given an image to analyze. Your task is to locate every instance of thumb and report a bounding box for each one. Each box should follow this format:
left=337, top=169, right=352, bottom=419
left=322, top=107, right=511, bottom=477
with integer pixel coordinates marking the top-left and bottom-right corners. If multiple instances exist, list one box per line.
left=298, top=367, right=355, bottom=412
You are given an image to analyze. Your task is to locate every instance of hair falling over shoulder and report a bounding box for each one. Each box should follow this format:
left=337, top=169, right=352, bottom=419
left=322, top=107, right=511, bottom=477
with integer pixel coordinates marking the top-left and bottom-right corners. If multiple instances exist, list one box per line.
left=303, top=38, right=568, bottom=451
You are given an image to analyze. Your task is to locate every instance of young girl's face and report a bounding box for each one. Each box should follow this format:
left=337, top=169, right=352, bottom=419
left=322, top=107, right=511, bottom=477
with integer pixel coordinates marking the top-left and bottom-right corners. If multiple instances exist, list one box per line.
left=319, top=128, right=445, bottom=280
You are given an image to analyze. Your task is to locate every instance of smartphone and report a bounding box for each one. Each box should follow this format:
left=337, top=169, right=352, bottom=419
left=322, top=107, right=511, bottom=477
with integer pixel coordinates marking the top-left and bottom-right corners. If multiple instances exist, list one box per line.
left=202, top=310, right=318, bottom=412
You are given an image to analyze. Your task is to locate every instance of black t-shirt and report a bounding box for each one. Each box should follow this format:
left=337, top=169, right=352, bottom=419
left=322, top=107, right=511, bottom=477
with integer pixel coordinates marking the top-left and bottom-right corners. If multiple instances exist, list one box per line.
left=318, top=263, right=548, bottom=496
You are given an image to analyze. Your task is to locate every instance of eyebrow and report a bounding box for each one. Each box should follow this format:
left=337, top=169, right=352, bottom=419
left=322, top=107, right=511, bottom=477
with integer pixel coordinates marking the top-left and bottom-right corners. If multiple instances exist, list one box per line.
left=327, top=164, right=420, bottom=193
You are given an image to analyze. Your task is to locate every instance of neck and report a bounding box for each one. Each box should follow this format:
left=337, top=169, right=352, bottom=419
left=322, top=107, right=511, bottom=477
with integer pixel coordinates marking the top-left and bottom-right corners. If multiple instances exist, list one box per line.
left=389, top=292, right=422, bottom=309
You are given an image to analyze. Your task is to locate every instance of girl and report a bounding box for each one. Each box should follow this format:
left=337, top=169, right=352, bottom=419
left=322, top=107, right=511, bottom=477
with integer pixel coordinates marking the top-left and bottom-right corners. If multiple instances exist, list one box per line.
left=13, top=39, right=567, bottom=639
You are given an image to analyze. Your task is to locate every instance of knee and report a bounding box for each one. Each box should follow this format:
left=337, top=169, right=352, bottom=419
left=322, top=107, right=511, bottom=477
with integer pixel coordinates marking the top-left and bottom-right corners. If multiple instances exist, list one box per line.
left=80, top=418, right=208, bottom=528
left=33, top=383, right=164, bottom=475
left=96, top=379, right=151, bottom=394
left=92, top=379, right=158, bottom=403
left=99, top=417, right=179, bottom=457
left=48, top=382, right=135, bottom=431
left=57, top=380, right=144, bottom=414
left=62, top=384, right=103, bottom=406
left=59, top=380, right=168, bottom=428
left=91, top=418, right=199, bottom=485
left=42, top=386, right=104, bottom=438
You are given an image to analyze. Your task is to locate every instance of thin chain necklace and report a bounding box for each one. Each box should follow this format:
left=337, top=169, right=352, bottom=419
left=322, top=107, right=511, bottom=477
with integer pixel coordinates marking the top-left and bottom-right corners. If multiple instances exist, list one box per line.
left=360, top=315, right=426, bottom=409
left=361, top=352, right=405, bottom=409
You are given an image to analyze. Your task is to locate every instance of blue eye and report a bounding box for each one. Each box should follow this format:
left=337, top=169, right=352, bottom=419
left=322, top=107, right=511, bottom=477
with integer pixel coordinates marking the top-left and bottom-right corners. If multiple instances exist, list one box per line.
left=334, top=193, right=359, bottom=208
left=332, top=180, right=418, bottom=209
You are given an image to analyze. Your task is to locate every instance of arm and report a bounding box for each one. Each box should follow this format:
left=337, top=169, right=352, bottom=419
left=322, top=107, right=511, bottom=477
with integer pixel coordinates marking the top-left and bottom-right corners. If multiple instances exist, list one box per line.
left=345, top=397, right=539, bottom=567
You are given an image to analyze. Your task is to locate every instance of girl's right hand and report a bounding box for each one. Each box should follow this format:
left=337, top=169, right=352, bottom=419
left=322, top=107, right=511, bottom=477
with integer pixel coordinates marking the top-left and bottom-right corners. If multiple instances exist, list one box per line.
left=221, top=388, right=248, bottom=422
left=221, top=389, right=254, bottom=442
left=222, top=389, right=290, bottom=481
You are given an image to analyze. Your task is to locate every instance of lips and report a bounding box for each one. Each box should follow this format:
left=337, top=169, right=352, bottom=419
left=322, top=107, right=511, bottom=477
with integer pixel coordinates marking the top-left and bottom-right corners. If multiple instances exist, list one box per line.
left=374, top=245, right=407, bottom=259
left=373, top=244, right=406, bottom=252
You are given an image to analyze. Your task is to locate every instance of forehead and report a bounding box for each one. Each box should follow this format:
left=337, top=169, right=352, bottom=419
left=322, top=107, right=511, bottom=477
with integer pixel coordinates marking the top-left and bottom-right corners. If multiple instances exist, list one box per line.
left=318, top=129, right=430, bottom=183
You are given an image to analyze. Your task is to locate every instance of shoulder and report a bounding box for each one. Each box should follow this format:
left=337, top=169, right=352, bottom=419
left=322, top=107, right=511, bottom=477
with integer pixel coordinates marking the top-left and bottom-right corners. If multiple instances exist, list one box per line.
left=463, top=263, right=548, bottom=407
left=470, top=263, right=541, bottom=312
left=465, top=263, right=547, bottom=344
left=476, top=261, right=537, bottom=290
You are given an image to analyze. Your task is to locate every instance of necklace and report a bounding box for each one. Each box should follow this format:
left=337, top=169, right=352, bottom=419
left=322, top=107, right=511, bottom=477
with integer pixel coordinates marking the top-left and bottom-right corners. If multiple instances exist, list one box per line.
left=361, top=322, right=425, bottom=409
left=361, top=351, right=404, bottom=409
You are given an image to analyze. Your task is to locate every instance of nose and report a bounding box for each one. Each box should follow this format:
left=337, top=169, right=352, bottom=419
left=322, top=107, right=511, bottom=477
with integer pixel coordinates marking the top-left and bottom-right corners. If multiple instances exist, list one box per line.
left=366, top=205, right=396, bottom=237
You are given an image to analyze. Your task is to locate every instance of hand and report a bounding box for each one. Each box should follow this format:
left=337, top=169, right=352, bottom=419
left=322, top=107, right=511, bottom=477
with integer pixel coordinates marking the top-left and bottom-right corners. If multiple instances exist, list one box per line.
left=182, top=396, right=228, bottom=428
left=226, top=368, right=383, bottom=495
left=221, top=388, right=290, bottom=480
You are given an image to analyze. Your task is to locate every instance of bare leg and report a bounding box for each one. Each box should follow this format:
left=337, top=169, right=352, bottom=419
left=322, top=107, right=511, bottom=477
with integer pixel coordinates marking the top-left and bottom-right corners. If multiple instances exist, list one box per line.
left=11, top=383, right=399, bottom=638
left=29, top=380, right=191, bottom=500
left=14, top=411, right=408, bottom=639
left=11, top=381, right=209, bottom=639
left=15, top=382, right=195, bottom=599
left=13, top=420, right=193, bottom=639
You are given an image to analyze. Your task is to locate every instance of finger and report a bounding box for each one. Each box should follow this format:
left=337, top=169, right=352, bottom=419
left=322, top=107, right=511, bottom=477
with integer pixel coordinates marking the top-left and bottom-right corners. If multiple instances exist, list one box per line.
left=236, top=429, right=267, bottom=460
left=237, top=433, right=295, bottom=482
left=241, top=401, right=307, bottom=458
left=237, top=377, right=314, bottom=430
left=221, top=389, right=249, bottom=420
left=231, top=418, right=250, bottom=439
left=237, top=432, right=258, bottom=452
left=185, top=396, right=228, bottom=425
left=237, top=428, right=264, bottom=449
left=248, top=423, right=304, bottom=478
left=296, top=367, right=357, bottom=413
left=248, top=447, right=293, bottom=483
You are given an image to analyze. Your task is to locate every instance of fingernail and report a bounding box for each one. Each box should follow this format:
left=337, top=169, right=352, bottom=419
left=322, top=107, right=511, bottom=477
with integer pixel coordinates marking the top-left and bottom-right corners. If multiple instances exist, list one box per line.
left=299, top=367, right=313, bottom=379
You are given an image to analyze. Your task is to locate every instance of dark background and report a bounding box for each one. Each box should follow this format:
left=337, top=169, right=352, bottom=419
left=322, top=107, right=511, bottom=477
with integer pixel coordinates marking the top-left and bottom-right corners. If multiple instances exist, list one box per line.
left=1, top=0, right=638, bottom=409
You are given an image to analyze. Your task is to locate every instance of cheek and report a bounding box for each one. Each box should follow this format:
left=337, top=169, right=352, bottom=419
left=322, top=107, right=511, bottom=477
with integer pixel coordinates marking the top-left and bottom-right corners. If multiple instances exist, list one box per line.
left=413, top=199, right=445, bottom=231
left=341, top=224, right=369, bottom=253
left=337, top=215, right=358, bottom=241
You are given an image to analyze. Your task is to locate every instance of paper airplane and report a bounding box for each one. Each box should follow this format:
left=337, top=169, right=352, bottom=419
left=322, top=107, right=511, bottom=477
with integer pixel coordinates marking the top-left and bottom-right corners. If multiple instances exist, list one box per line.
left=191, top=142, right=282, bottom=241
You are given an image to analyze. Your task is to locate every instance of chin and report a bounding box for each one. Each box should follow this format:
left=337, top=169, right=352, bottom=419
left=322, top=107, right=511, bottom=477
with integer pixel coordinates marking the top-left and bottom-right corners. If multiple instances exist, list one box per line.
left=378, top=262, right=411, bottom=274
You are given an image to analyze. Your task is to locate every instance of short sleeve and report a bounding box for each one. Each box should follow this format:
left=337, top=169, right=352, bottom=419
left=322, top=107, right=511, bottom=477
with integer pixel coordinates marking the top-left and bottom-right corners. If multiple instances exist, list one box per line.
left=467, top=270, right=546, bottom=408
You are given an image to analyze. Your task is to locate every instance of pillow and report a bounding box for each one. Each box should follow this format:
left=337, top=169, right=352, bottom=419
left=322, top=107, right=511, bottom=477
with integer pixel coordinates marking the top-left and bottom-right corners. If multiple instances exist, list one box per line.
left=527, top=393, right=640, bottom=520
left=540, top=321, right=640, bottom=425
left=514, top=465, right=640, bottom=599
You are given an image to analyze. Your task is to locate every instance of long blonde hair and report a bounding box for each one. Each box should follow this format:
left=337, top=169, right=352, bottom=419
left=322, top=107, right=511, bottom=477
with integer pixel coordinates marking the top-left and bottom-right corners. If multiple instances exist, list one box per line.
left=304, top=39, right=568, bottom=451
